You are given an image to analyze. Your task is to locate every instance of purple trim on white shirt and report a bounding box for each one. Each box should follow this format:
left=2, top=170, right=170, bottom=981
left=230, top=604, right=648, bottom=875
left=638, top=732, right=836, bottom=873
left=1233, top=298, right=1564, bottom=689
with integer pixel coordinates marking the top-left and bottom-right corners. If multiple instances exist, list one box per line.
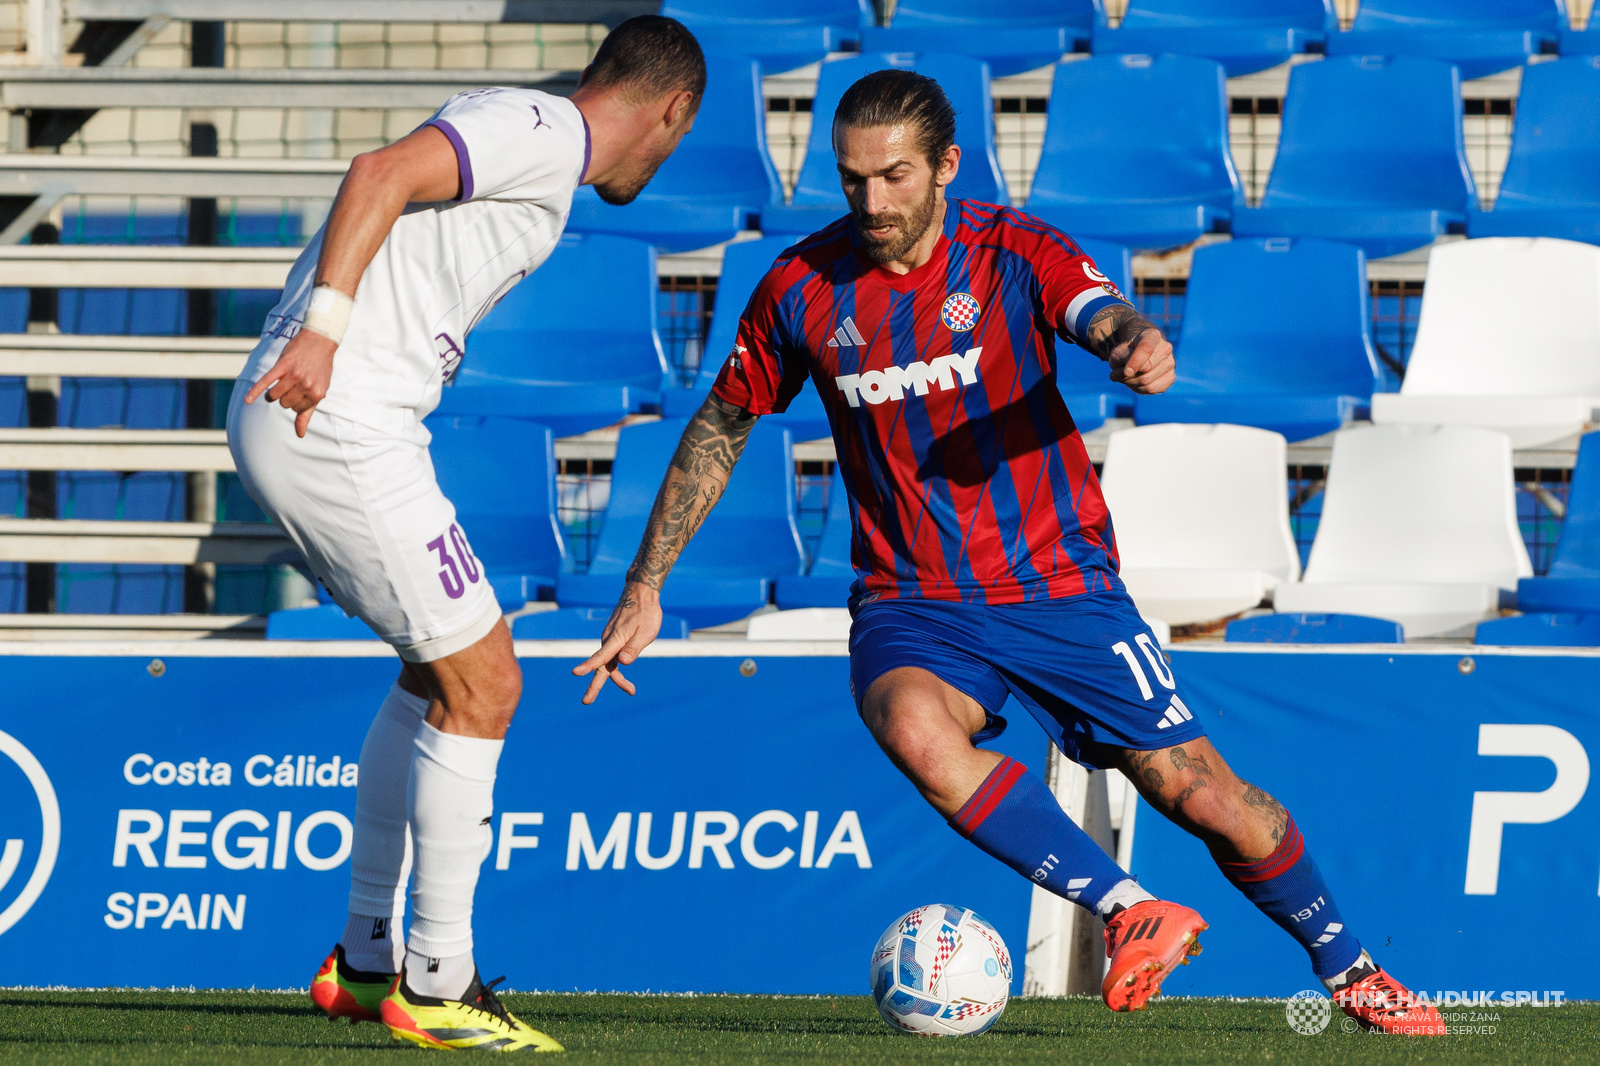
left=428, top=118, right=474, bottom=201
left=580, top=111, right=592, bottom=185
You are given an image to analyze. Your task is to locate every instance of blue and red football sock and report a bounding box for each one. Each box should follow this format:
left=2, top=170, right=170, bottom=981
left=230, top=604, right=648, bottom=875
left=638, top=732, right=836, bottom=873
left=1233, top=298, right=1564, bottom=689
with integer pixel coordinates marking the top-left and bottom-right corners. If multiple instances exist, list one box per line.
left=1215, top=816, right=1363, bottom=979
left=949, top=756, right=1142, bottom=914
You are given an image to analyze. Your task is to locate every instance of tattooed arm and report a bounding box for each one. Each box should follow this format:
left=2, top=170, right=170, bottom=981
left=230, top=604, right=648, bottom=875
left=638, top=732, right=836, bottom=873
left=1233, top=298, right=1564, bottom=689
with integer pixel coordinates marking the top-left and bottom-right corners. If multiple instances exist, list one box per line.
left=1082, top=302, right=1175, bottom=395
left=573, top=393, right=758, bottom=703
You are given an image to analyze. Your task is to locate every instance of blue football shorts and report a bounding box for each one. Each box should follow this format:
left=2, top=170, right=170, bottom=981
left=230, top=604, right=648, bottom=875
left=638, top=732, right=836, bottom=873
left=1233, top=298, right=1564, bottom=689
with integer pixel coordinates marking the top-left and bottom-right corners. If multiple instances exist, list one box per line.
left=848, top=587, right=1207, bottom=770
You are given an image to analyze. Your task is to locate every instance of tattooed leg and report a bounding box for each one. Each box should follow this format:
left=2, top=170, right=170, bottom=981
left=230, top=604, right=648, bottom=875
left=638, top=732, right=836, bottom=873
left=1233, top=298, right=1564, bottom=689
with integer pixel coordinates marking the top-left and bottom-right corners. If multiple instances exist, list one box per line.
left=1113, top=738, right=1286, bottom=863
left=1113, top=736, right=1366, bottom=978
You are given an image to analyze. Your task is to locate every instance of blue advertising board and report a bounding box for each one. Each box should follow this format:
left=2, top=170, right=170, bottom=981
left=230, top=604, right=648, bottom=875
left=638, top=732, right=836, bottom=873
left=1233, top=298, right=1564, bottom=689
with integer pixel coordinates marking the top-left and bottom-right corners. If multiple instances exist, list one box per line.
left=0, top=643, right=1039, bottom=993
left=1140, top=645, right=1600, bottom=1000
left=5, top=641, right=1598, bottom=997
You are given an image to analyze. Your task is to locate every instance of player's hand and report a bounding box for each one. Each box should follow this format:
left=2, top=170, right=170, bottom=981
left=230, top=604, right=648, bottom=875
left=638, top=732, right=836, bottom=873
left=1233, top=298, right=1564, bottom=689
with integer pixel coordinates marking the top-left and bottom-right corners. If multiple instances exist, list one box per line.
left=243, top=328, right=338, bottom=438
left=573, top=581, right=663, bottom=704
left=1109, top=327, right=1175, bottom=395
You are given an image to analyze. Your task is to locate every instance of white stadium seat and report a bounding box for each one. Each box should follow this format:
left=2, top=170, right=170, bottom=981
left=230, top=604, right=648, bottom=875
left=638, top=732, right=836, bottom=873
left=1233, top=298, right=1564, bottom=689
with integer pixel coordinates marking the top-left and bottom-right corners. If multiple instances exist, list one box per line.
left=1099, top=423, right=1300, bottom=626
left=1370, top=237, right=1600, bottom=448
left=1273, top=425, right=1531, bottom=638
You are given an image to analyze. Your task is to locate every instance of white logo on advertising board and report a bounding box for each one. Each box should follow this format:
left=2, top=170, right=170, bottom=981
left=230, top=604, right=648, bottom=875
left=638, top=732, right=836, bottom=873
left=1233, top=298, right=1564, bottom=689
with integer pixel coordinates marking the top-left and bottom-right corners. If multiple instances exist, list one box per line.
left=0, top=730, right=60, bottom=936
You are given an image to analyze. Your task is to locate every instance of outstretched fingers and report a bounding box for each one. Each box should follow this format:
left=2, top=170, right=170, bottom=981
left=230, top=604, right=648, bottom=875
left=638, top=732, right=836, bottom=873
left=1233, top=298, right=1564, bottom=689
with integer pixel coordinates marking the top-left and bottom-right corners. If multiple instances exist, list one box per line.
left=574, top=625, right=648, bottom=704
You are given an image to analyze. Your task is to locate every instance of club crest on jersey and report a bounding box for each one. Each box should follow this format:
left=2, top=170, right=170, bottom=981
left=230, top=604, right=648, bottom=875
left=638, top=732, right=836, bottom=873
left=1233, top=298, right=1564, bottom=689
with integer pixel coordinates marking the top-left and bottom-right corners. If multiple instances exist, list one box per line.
left=940, top=293, right=980, bottom=332
left=1083, top=262, right=1127, bottom=302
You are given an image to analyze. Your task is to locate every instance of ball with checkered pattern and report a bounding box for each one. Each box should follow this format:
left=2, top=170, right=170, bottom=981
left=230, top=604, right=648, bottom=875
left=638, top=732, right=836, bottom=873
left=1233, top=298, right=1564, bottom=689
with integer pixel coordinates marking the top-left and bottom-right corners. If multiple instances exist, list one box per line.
left=869, top=904, right=1011, bottom=1036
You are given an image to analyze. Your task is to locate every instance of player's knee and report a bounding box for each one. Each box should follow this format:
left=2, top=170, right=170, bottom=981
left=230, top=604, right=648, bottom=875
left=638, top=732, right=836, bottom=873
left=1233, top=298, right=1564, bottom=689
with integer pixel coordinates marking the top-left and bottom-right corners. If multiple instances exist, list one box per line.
left=480, top=657, right=523, bottom=720
left=436, top=655, right=522, bottom=737
left=873, top=702, right=961, bottom=787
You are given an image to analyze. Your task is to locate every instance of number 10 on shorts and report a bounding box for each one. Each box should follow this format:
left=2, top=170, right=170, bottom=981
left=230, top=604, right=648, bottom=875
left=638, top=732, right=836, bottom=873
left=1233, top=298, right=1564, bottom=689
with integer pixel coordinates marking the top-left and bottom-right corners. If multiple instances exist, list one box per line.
left=428, top=523, right=482, bottom=599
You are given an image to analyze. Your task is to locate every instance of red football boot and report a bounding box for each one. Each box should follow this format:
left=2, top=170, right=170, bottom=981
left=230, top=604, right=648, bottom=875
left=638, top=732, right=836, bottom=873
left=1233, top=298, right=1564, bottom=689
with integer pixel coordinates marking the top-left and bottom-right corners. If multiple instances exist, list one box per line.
left=1101, top=900, right=1208, bottom=1012
left=310, top=944, right=396, bottom=1024
left=1332, top=955, right=1446, bottom=1035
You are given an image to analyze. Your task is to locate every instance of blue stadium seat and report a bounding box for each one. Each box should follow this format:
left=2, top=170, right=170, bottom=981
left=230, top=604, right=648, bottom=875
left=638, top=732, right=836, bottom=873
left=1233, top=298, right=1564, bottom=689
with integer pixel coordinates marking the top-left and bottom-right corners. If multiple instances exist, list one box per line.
left=1225, top=612, right=1405, bottom=643
left=1474, top=611, right=1600, bottom=646
left=1564, top=22, right=1600, bottom=55
left=1516, top=431, right=1600, bottom=612
left=556, top=419, right=805, bottom=627
left=861, top=0, right=1103, bottom=77
left=775, top=469, right=856, bottom=608
left=512, top=606, right=692, bottom=640
left=567, top=54, right=782, bottom=252
left=1326, top=0, right=1564, bottom=80
left=662, top=236, right=832, bottom=439
left=1025, top=54, right=1241, bottom=251
left=1232, top=56, right=1475, bottom=259
left=913, top=53, right=1010, bottom=206
left=1134, top=238, right=1380, bottom=441
left=761, top=52, right=1009, bottom=237
left=662, top=0, right=873, bottom=75
left=54, top=377, right=187, bottom=614
left=433, top=232, right=668, bottom=437
left=1053, top=236, right=1137, bottom=432
left=427, top=416, right=567, bottom=610
left=1468, top=57, right=1600, bottom=244
left=1094, top=0, right=1336, bottom=77
left=266, top=603, right=380, bottom=641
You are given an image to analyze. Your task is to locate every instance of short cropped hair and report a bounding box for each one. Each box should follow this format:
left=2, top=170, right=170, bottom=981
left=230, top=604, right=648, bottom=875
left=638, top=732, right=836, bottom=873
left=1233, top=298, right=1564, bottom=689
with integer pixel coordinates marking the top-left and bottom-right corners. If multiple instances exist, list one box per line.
left=833, top=69, right=957, bottom=169
left=583, top=16, right=707, bottom=107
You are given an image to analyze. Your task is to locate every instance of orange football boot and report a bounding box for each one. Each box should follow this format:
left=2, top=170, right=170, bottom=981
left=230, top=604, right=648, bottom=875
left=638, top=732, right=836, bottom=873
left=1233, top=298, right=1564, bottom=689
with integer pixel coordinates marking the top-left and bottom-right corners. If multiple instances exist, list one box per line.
left=1333, top=956, right=1446, bottom=1035
left=310, top=943, right=396, bottom=1024
left=1101, top=899, right=1208, bottom=1012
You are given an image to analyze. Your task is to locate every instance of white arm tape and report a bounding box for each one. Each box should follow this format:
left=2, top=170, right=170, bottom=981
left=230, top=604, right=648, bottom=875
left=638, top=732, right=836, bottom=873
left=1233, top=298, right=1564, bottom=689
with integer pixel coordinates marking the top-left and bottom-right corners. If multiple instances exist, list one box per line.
left=302, top=285, right=355, bottom=345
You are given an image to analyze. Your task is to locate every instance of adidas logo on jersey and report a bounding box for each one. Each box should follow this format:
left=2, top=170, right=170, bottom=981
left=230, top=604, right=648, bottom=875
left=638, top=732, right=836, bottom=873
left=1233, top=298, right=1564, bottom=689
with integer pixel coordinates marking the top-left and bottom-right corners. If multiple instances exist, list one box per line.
left=834, top=347, right=983, bottom=408
left=826, top=317, right=867, bottom=348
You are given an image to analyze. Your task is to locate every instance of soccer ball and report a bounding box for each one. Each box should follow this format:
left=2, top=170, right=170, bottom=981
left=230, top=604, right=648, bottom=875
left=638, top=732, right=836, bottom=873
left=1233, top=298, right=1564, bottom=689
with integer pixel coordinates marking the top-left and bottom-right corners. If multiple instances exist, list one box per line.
left=868, top=904, right=1011, bottom=1036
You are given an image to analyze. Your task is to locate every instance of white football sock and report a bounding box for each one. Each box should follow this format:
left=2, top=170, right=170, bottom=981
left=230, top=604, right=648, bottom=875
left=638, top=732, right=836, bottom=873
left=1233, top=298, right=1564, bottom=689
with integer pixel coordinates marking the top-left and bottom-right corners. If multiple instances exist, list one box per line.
left=404, top=950, right=477, bottom=1002
left=1095, top=877, right=1158, bottom=918
left=1323, top=949, right=1376, bottom=992
left=405, top=720, right=502, bottom=998
left=342, top=682, right=428, bottom=973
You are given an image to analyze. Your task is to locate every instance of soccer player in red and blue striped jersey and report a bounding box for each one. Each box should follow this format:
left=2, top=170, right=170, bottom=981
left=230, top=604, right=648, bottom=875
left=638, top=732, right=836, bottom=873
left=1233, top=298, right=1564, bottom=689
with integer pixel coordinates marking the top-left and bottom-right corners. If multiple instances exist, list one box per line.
left=577, top=69, right=1440, bottom=1032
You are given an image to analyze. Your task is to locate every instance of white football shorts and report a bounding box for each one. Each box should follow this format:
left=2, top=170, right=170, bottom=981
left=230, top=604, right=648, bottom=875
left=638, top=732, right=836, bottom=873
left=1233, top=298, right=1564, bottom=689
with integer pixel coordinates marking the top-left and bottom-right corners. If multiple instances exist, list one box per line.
left=226, top=377, right=500, bottom=662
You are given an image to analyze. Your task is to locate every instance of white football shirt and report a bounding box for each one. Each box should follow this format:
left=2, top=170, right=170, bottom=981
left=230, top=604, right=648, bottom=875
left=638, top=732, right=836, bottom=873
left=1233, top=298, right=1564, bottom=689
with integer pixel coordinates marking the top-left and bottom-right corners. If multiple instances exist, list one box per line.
left=243, top=87, right=589, bottom=432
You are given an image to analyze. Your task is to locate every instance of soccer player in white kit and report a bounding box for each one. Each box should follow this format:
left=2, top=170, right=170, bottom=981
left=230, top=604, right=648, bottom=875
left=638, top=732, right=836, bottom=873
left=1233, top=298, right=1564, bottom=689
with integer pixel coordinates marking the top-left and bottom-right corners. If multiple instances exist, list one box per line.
left=226, top=17, right=705, bottom=1051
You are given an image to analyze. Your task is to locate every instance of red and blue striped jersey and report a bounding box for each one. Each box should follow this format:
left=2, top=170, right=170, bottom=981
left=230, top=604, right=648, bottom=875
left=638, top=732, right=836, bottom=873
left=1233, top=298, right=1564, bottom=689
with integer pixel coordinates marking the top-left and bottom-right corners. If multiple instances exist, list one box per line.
left=712, top=199, right=1133, bottom=604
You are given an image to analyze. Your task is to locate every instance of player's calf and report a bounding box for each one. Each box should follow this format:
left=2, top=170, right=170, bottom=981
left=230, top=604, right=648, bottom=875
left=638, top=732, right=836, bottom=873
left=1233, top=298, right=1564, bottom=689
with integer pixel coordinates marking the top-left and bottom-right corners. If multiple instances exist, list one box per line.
left=1121, top=740, right=1364, bottom=983
left=401, top=622, right=522, bottom=1002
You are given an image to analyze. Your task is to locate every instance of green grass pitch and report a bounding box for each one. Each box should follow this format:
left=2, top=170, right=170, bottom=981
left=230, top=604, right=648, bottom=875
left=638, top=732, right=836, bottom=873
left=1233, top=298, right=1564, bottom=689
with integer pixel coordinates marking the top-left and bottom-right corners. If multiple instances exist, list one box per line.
left=1, top=990, right=1595, bottom=1064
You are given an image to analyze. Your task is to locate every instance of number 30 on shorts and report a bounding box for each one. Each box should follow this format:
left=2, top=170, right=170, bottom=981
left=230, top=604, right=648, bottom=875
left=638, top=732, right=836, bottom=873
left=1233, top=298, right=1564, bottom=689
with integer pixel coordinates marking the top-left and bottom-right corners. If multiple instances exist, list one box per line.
left=427, top=523, right=482, bottom=599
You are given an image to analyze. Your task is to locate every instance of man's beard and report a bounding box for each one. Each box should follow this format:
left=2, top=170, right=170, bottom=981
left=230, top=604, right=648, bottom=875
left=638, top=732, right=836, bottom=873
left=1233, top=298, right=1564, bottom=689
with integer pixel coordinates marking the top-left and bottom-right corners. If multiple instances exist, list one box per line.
left=854, top=180, right=938, bottom=264
left=593, top=143, right=673, bottom=206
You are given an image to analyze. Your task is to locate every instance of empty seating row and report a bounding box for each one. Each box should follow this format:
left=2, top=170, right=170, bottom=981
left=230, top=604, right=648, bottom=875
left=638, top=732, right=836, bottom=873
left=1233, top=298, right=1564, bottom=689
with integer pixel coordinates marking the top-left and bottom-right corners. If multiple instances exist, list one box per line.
left=1030, top=52, right=1600, bottom=256
left=1102, top=421, right=1539, bottom=641
left=1134, top=236, right=1600, bottom=447
left=667, top=1, right=1594, bottom=79
left=561, top=48, right=1599, bottom=259
left=390, top=230, right=1600, bottom=463
left=267, top=414, right=1596, bottom=647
